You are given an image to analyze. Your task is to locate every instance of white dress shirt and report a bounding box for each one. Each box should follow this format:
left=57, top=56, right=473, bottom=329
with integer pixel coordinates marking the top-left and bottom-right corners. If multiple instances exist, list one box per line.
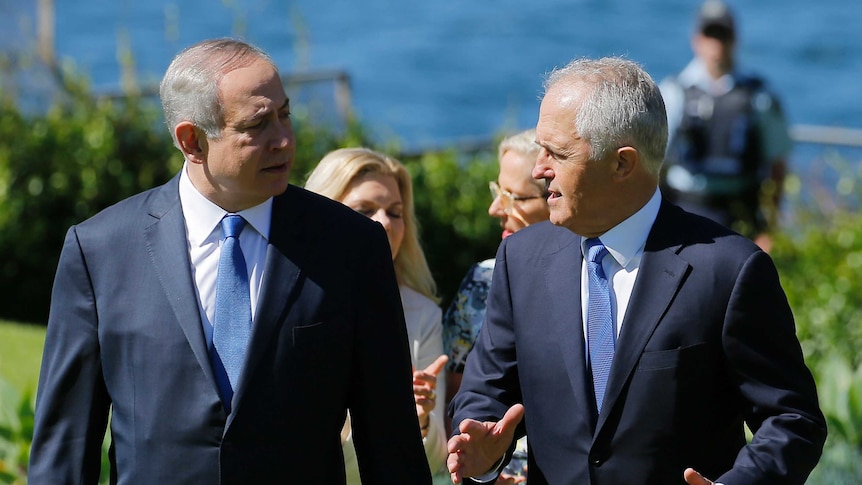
left=580, top=189, right=662, bottom=346
left=178, top=165, right=272, bottom=348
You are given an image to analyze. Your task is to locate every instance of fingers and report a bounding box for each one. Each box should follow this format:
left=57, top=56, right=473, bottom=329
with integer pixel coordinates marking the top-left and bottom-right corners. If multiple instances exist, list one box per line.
left=683, top=468, right=713, bottom=485
left=458, top=417, right=488, bottom=436
left=448, top=417, right=511, bottom=480
left=413, top=381, right=437, bottom=411
left=447, top=428, right=470, bottom=453
left=413, top=355, right=447, bottom=411
left=447, top=450, right=465, bottom=484
left=424, top=354, right=449, bottom=376
left=496, top=404, right=525, bottom=434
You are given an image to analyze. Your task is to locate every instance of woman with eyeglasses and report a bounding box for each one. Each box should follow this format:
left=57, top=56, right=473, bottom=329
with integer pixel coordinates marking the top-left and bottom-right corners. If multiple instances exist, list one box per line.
left=442, top=128, right=549, bottom=484
left=304, top=147, right=449, bottom=483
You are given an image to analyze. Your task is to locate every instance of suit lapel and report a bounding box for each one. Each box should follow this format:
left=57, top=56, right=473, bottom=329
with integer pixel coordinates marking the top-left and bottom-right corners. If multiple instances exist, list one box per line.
left=544, top=231, right=592, bottom=416
left=596, top=202, right=690, bottom=434
left=228, top=189, right=303, bottom=425
left=143, top=176, right=217, bottom=388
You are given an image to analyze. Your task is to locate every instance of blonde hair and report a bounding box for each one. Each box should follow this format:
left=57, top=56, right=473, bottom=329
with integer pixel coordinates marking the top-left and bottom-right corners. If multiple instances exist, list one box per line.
left=498, top=128, right=545, bottom=193
left=305, top=147, right=439, bottom=303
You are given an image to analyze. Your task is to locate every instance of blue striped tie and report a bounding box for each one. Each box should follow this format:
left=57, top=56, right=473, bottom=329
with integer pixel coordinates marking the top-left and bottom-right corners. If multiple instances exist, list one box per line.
left=586, top=238, right=614, bottom=414
left=212, top=214, right=251, bottom=413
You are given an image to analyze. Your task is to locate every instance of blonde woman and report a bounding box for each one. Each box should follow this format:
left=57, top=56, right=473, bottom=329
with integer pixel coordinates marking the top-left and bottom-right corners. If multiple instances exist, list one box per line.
left=305, top=147, right=448, bottom=482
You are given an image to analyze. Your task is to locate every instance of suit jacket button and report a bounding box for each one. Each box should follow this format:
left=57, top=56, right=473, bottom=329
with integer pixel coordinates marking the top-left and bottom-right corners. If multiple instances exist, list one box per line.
left=590, top=453, right=606, bottom=466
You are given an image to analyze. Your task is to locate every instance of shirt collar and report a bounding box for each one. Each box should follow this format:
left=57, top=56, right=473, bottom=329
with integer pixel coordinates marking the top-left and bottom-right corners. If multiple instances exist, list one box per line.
left=179, top=164, right=273, bottom=247
left=583, top=188, right=661, bottom=269
left=678, top=58, right=736, bottom=96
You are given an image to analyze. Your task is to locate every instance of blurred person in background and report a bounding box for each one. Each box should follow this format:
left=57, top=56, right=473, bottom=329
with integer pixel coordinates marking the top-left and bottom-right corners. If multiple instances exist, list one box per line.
left=305, top=147, right=449, bottom=482
left=442, top=128, right=549, bottom=484
left=660, top=0, right=791, bottom=252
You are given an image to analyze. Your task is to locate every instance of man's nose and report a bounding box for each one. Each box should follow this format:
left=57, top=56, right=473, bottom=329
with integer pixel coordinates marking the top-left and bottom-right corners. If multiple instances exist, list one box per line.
left=532, top=159, right=550, bottom=180
left=272, top=121, right=293, bottom=150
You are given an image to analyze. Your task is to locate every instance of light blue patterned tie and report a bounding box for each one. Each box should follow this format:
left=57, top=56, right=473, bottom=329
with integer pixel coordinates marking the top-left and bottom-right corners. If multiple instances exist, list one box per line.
left=212, top=214, right=251, bottom=413
left=586, top=238, right=614, bottom=414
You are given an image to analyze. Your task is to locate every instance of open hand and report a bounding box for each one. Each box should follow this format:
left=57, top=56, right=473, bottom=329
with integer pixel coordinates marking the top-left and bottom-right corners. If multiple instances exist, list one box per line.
left=446, top=404, right=525, bottom=484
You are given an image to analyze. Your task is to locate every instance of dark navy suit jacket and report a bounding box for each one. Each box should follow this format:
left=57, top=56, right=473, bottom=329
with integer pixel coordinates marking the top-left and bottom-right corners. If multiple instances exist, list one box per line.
left=30, top=176, right=432, bottom=484
left=452, top=199, right=826, bottom=485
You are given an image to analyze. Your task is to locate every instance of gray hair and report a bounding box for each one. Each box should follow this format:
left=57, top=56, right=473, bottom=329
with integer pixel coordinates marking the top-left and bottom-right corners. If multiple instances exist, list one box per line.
left=543, top=57, right=668, bottom=176
left=159, top=38, right=277, bottom=148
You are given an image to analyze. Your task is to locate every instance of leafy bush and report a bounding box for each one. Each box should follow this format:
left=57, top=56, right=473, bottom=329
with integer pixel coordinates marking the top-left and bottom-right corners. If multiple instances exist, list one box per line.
left=0, top=378, right=32, bottom=484
left=0, top=375, right=110, bottom=485
left=771, top=163, right=862, bottom=482
left=772, top=211, right=862, bottom=370
left=404, top=148, right=501, bottom=306
left=0, top=74, right=181, bottom=324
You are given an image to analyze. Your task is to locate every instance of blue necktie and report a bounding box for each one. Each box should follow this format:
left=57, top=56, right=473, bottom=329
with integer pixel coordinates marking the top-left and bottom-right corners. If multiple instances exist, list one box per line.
left=212, top=214, right=251, bottom=413
left=586, top=238, right=614, bottom=414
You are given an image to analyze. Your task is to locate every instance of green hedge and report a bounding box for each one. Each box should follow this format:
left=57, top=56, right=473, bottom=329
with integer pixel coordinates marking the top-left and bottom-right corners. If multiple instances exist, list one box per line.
left=0, top=75, right=181, bottom=323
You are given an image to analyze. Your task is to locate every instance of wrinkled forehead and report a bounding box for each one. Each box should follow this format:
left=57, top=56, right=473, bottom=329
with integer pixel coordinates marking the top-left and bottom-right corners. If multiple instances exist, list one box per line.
left=218, top=61, right=286, bottom=116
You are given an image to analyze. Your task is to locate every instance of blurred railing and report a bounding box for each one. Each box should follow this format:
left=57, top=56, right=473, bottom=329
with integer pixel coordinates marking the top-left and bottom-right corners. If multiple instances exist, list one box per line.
left=98, top=69, right=353, bottom=123
left=791, top=125, right=862, bottom=148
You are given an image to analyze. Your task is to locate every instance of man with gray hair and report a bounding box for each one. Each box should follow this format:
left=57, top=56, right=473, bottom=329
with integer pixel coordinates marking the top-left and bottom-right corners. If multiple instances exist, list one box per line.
left=448, top=56, right=825, bottom=484
left=30, top=38, right=431, bottom=483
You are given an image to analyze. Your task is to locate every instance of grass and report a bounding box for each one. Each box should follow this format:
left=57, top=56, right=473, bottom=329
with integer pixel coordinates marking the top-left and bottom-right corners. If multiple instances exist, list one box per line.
left=0, top=320, right=46, bottom=394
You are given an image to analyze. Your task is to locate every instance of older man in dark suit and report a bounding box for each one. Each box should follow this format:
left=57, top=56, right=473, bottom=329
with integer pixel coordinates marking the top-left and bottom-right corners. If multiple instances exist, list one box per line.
left=447, top=57, right=826, bottom=485
left=29, top=38, right=431, bottom=484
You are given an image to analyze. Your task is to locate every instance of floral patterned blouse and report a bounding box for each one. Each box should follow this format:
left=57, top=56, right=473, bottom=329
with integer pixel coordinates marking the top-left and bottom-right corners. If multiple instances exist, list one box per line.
left=442, top=258, right=496, bottom=373
left=442, top=258, right=531, bottom=482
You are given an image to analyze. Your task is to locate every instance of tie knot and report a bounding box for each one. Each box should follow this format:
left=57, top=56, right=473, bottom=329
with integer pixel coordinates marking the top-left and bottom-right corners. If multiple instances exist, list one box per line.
left=586, top=238, right=608, bottom=264
left=221, top=214, right=246, bottom=239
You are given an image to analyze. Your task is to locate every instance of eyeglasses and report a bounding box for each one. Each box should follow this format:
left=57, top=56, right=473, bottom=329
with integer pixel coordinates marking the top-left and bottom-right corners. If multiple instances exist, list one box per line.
left=489, top=181, right=545, bottom=215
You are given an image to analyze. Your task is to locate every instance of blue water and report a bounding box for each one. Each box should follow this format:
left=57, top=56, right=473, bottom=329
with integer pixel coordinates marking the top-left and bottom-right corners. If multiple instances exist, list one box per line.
left=6, top=0, right=862, bottom=152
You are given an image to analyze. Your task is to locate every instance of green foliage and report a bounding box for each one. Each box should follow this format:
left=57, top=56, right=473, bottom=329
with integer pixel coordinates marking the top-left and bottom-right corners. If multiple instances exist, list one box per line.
left=772, top=210, right=862, bottom=369
left=405, top=148, right=501, bottom=306
left=770, top=163, right=862, bottom=482
left=0, top=71, right=181, bottom=324
left=0, top=378, right=32, bottom=484
left=289, top=115, right=373, bottom=185
left=814, top=357, right=862, bottom=447
left=807, top=439, right=862, bottom=484
left=0, top=374, right=111, bottom=485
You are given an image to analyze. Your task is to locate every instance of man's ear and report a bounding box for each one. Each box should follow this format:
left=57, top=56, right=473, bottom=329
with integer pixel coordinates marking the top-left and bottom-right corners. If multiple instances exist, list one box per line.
left=613, top=146, right=640, bottom=181
left=175, top=121, right=207, bottom=164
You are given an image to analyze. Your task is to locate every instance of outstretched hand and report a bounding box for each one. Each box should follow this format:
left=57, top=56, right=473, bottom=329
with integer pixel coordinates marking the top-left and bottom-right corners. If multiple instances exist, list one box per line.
left=446, top=404, right=525, bottom=484
left=684, top=468, right=714, bottom=485
left=413, top=355, right=448, bottom=436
